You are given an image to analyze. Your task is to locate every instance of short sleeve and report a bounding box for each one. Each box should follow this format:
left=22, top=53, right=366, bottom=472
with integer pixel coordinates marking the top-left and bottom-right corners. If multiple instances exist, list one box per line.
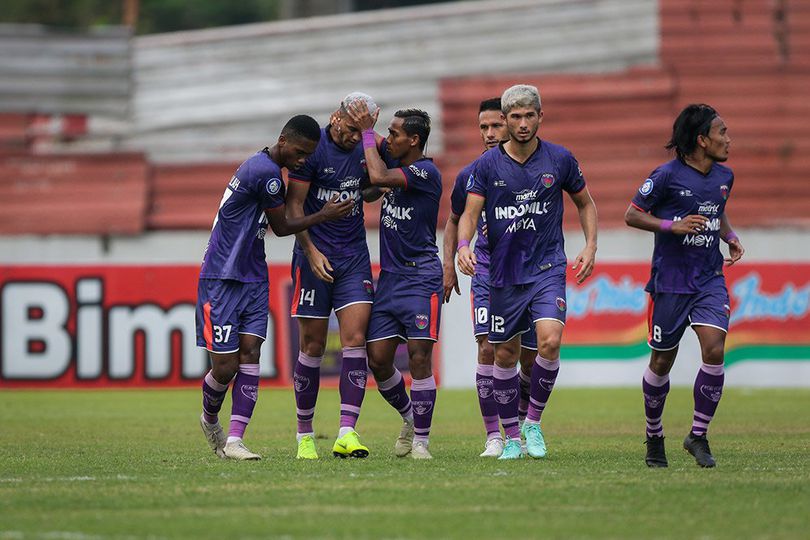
left=631, top=166, right=670, bottom=213
left=287, top=152, right=316, bottom=183
left=401, top=162, right=441, bottom=198
left=469, top=159, right=487, bottom=198
left=562, top=152, right=586, bottom=194
left=258, top=176, right=287, bottom=209
left=450, top=169, right=470, bottom=216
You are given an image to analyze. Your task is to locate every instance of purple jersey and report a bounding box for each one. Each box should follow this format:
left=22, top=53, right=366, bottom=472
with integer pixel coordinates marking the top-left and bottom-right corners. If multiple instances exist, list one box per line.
left=379, top=141, right=443, bottom=276
left=288, top=126, right=368, bottom=257
left=199, top=148, right=286, bottom=283
left=450, top=160, right=489, bottom=268
left=631, top=159, right=734, bottom=294
left=469, top=140, right=586, bottom=287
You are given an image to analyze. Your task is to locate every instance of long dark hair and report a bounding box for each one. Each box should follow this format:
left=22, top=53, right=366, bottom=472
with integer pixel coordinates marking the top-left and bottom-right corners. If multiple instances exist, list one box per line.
left=666, top=104, right=718, bottom=159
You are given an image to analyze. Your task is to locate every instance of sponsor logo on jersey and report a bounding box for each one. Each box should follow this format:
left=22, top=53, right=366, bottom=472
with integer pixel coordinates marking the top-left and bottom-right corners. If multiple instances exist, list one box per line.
left=323, top=167, right=336, bottom=175
left=476, top=378, right=493, bottom=399
left=465, top=174, right=474, bottom=191
left=348, top=369, right=367, bottom=389
left=679, top=189, right=693, bottom=197
left=697, top=200, right=720, bottom=216
left=228, top=176, right=240, bottom=191
left=267, top=178, right=282, bottom=195
left=541, top=173, right=555, bottom=188
left=699, top=384, right=723, bottom=403
left=639, top=178, right=654, bottom=196
left=556, top=297, right=567, bottom=311
left=413, top=400, right=434, bottom=415
left=241, top=385, right=258, bottom=402
left=494, top=179, right=507, bottom=187
left=514, top=188, right=539, bottom=203
left=415, top=314, right=429, bottom=330
left=408, top=164, right=429, bottom=180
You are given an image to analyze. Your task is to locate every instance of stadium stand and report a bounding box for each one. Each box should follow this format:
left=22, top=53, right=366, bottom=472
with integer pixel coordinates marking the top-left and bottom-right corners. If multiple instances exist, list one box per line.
left=439, top=0, right=810, bottom=228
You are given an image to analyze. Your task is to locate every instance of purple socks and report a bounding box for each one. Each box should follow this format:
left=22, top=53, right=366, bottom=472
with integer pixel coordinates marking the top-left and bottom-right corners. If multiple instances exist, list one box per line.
left=692, top=363, right=725, bottom=436
left=228, top=363, right=260, bottom=440
left=493, top=364, right=520, bottom=440
left=294, top=352, right=322, bottom=435
left=642, top=366, right=670, bottom=438
left=476, top=364, right=501, bottom=440
left=526, top=355, right=559, bottom=423
left=411, top=375, right=437, bottom=443
left=339, top=346, right=368, bottom=430
left=201, top=370, right=228, bottom=424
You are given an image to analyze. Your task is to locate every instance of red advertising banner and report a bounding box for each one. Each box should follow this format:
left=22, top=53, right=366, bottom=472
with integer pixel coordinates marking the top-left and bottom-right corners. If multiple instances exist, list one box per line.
left=1, top=263, right=807, bottom=387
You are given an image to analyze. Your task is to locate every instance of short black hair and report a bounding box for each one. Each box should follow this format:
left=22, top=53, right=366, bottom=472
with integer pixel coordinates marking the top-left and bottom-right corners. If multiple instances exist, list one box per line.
left=394, top=109, right=431, bottom=150
left=479, top=98, right=502, bottom=113
left=281, top=114, right=321, bottom=143
left=666, top=104, right=718, bottom=159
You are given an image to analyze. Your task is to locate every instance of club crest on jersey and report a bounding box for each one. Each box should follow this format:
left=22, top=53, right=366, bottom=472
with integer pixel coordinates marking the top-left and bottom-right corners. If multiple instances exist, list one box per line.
left=556, top=297, right=567, bottom=311
left=720, top=184, right=729, bottom=200
left=700, top=384, right=723, bottom=403
left=412, top=401, right=434, bottom=415
left=724, top=304, right=731, bottom=318
left=348, top=369, right=367, bottom=389
left=493, top=388, right=518, bottom=404
left=363, top=279, right=374, bottom=296
left=241, top=385, right=258, bottom=402
left=293, top=373, right=310, bottom=392
left=639, top=178, right=654, bottom=196
left=541, top=173, right=555, bottom=188
left=266, top=178, right=282, bottom=195
left=415, top=314, right=429, bottom=330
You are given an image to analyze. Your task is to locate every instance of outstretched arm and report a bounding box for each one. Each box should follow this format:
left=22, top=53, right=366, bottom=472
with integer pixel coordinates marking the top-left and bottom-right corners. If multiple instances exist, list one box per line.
left=568, top=187, right=598, bottom=284
left=625, top=204, right=710, bottom=235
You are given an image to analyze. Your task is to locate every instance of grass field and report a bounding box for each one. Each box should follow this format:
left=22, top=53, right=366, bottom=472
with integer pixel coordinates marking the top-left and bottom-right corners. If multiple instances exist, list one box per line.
left=2, top=387, right=809, bottom=539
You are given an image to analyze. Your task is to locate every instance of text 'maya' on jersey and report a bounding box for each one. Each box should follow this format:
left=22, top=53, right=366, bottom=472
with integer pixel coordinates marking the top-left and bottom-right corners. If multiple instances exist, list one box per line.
left=468, top=139, right=586, bottom=287
left=378, top=139, right=443, bottom=276
left=451, top=159, right=489, bottom=269
left=199, top=148, right=286, bottom=283
left=287, top=126, right=369, bottom=258
left=631, top=158, right=734, bottom=294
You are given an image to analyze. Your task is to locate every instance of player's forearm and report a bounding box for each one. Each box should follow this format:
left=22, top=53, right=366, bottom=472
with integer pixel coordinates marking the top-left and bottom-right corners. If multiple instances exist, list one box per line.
left=275, top=212, right=329, bottom=237
left=624, top=205, right=664, bottom=233
left=287, top=202, right=316, bottom=251
left=578, top=201, right=598, bottom=248
left=361, top=186, right=386, bottom=202
left=443, top=215, right=460, bottom=266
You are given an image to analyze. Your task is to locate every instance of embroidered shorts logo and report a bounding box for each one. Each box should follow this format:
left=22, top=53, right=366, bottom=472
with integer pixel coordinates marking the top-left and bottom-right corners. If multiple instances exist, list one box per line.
left=412, top=401, right=434, bottom=415
left=556, top=297, right=567, bottom=311
left=493, top=388, right=518, bottom=404
left=267, top=178, right=282, bottom=195
left=241, top=385, right=258, bottom=402
left=348, top=369, right=367, bottom=389
left=639, top=178, right=654, bottom=196
left=700, top=385, right=723, bottom=403
left=476, top=378, right=493, bottom=399
left=293, top=373, right=310, bottom=392
left=415, top=314, right=429, bottom=330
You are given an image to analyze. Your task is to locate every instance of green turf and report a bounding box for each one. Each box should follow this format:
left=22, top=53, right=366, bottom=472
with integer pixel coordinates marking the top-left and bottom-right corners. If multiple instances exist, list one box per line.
left=1, top=387, right=809, bottom=539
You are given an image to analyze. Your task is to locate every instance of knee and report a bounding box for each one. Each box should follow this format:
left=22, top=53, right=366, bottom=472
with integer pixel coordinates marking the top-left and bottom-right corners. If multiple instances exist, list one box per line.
left=409, top=351, right=432, bottom=379
left=342, top=331, right=366, bottom=349
left=538, top=334, right=561, bottom=359
left=300, top=336, right=325, bottom=357
left=239, top=344, right=261, bottom=365
left=367, top=352, right=389, bottom=376
left=477, top=339, right=494, bottom=365
left=494, top=345, right=518, bottom=368
left=702, top=343, right=725, bottom=365
left=212, top=356, right=239, bottom=380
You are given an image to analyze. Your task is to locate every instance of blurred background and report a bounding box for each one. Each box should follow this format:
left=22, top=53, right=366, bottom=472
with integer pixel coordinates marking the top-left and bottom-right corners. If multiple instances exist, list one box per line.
left=1, top=0, right=808, bottom=389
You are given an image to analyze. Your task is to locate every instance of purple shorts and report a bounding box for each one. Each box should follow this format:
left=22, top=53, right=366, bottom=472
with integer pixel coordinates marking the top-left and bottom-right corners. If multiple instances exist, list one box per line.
left=647, top=278, right=730, bottom=351
left=471, top=269, right=537, bottom=349
left=488, top=266, right=567, bottom=344
left=367, top=271, right=442, bottom=342
left=196, top=278, right=268, bottom=353
left=290, top=248, right=374, bottom=318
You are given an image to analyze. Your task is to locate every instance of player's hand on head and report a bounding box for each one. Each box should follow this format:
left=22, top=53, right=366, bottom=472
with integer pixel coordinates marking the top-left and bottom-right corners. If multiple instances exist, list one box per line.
left=346, top=101, right=376, bottom=131
left=305, top=247, right=335, bottom=283
left=442, top=263, right=460, bottom=303
left=322, top=194, right=354, bottom=220
left=671, top=214, right=709, bottom=235
left=724, top=238, right=745, bottom=266
left=457, top=246, right=477, bottom=277
left=572, top=246, right=596, bottom=284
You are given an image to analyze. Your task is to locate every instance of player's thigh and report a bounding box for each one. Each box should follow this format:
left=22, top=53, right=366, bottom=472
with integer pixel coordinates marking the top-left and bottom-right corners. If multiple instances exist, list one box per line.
left=690, top=284, right=730, bottom=364
left=367, top=273, right=407, bottom=344
left=647, top=292, right=691, bottom=351
left=527, top=269, right=567, bottom=355
left=196, top=278, right=243, bottom=354
left=290, top=251, right=334, bottom=318
left=488, top=283, right=533, bottom=346
left=336, top=302, right=372, bottom=347
left=470, top=271, right=491, bottom=340
left=332, top=250, right=375, bottom=314
left=401, top=278, right=442, bottom=342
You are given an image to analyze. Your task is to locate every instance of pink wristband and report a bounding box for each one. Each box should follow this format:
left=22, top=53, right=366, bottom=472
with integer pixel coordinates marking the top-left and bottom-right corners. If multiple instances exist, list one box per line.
left=660, top=219, right=673, bottom=232
left=724, top=231, right=739, bottom=243
left=362, top=129, right=376, bottom=149
left=457, top=239, right=470, bottom=251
